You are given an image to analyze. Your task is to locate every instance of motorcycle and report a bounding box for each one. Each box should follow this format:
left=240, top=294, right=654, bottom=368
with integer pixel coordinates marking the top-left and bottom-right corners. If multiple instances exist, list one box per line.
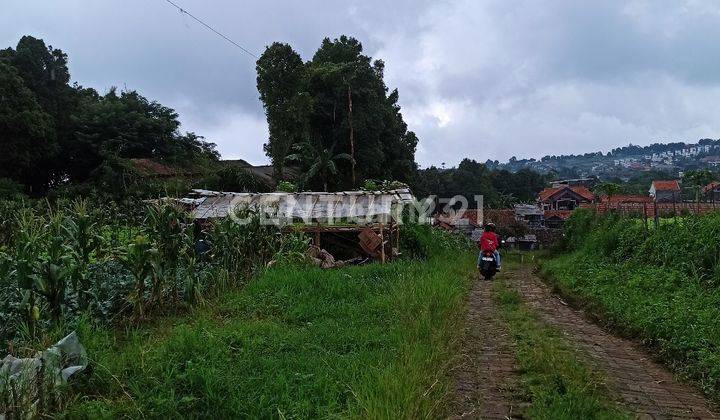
left=478, top=250, right=497, bottom=280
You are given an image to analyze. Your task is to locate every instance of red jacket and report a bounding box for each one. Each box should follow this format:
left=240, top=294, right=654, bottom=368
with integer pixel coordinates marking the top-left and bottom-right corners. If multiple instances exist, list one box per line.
left=478, top=232, right=499, bottom=252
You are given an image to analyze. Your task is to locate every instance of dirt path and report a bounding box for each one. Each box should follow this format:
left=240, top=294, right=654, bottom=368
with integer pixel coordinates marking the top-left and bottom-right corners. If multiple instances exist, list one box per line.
left=504, top=265, right=719, bottom=419
left=450, top=275, right=526, bottom=419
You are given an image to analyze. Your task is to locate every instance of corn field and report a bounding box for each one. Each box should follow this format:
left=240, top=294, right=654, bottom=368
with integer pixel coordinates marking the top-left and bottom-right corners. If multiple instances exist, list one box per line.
left=0, top=198, right=308, bottom=346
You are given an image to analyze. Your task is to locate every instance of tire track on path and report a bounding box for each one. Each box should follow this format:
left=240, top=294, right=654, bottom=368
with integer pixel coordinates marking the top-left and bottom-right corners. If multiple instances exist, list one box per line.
left=450, top=275, right=525, bottom=419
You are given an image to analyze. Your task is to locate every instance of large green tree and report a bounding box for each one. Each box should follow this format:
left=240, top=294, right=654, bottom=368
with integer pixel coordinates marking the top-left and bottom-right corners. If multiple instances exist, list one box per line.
left=0, top=35, right=219, bottom=194
left=256, top=43, right=308, bottom=179
left=0, top=62, right=57, bottom=193
left=257, top=36, right=418, bottom=190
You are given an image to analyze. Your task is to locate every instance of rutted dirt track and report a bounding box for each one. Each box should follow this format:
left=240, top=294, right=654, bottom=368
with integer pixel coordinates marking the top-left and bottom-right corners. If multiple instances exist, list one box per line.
left=451, top=264, right=719, bottom=419
left=450, top=276, right=526, bottom=419
left=453, top=272, right=520, bottom=419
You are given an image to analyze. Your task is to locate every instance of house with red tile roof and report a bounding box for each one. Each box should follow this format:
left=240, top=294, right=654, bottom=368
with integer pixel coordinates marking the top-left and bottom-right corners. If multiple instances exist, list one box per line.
left=702, top=181, right=720, bottom=202
left=537, top=185, right=595, bottom=211
left=649, top=180, right=680, bottom=202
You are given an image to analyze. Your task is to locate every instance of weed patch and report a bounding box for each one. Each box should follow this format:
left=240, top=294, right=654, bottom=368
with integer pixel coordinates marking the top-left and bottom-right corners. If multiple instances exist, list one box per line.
left=492, top=277, right=630, bottom=419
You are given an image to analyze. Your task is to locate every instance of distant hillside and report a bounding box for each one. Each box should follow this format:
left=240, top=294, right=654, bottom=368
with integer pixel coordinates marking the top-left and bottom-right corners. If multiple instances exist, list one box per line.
left=485, top=139, right=720, bottom=181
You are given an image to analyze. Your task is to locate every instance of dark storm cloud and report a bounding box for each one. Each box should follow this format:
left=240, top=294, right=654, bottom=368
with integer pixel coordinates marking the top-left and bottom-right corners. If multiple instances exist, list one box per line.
left=3, top=0, right=720, bottom=166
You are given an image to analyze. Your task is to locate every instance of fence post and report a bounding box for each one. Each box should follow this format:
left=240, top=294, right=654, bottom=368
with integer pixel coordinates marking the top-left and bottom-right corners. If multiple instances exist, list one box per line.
left=653, top=200, right=659, bottom=229
left=643, top=202, right=648, bottom=231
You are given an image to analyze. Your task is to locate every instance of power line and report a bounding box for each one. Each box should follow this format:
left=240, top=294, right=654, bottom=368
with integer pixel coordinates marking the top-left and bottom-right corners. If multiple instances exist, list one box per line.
left=162, top=0, right=259, bottom=60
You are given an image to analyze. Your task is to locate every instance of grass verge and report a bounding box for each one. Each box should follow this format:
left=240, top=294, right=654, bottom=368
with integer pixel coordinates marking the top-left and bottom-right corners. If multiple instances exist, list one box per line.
left=60, top=248, right=475, bottom=419
left=540, top=253, right=720, bottom=399
left=492, top=274, right=630, bottom=419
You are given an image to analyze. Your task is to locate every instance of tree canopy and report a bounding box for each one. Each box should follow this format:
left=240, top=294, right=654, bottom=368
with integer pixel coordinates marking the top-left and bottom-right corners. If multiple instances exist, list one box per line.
left=412, top=159, right=549, bottom=209
left=0, top=35, right=219, bottom=195
left=257, top=36, right=418, bottom=191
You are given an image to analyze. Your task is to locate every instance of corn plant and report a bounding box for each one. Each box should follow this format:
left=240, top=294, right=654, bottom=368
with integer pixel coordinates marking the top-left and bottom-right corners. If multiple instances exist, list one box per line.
left=35, top=212, right=74, bottom=322
left=206, top=208, right=312, bottom=285
left=146, top=202, right=189, bottom=304
left=0, top=199, right=24, bottom=247
left=119, top=235, right=157, bottom=318
left=63, top=199, right=102, bottom=310
left=11, top=209, right=45, bottom=340
left=181, top=256, right=205, bottom=305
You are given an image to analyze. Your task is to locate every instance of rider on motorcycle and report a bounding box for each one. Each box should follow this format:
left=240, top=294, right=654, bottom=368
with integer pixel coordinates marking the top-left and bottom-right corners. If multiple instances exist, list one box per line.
left=477, top=222, right=501, bottom=271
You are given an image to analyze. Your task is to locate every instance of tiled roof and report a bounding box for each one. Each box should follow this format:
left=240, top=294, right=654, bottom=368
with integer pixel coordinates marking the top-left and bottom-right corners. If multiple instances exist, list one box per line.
left=435, top=209, right=482, bottom=227
left=128, top=158, right=177, bottom=177
left=537, top=185, right=594, bottom=202
left=651, top=180, right=680, bottom=191
left=702, top=181, right=720, bottom=194
left=544, top=210, right=572, bottom=220
left=601, top=194, right=652, bottom=204
left=128, top=158, right=204, bottom=177
left=483, top=209, right=516, bottom=226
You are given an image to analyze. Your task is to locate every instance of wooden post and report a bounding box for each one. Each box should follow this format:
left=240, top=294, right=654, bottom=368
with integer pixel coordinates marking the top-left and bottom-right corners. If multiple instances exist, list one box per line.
left=653, top=200, right=659, bottom=229
left=388, top=223, right=394, bottom=255
left=314, top=230, right=321, bottom=248
left=395, top=225, right=400, bottom=254
left=379, top=222, right=386, bottom=263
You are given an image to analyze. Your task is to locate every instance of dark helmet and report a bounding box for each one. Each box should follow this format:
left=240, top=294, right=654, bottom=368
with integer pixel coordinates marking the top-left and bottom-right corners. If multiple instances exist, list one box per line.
left=484, top=222, right=496, bottom=232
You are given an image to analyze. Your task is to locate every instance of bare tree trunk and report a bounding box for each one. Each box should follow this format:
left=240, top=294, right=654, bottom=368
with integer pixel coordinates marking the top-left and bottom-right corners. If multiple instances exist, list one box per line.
left=347, top=85, right=356, bottom=187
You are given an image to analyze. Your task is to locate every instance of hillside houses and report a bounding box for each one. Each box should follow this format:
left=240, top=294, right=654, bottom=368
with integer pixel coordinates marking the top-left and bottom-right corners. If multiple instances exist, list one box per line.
left=496, top=140, right=720, bottom=178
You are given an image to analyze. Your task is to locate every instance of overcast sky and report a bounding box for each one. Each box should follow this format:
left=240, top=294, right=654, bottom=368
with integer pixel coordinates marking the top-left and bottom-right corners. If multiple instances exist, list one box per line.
left=4, top=1, right=720, bottom=167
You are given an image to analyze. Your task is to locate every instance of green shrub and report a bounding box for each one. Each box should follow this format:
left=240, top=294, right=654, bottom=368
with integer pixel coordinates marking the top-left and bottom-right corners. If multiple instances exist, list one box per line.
left=276, top=181, right=297, bottom=192
left=562, top=208, right=598, bottom=250
left=543, top=210, right=720, bottom=397
left=0, top=177, right=24, bottom=199
left=399, top=223, right=471, bottom=260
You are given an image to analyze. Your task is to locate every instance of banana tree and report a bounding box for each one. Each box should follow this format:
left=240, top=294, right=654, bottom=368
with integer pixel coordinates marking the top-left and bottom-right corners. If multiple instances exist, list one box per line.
left=286, top=140, right=354, bottom=191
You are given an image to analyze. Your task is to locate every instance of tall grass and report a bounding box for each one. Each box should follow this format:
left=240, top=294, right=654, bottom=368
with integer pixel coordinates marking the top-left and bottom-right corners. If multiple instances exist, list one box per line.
left=543, top=209, right=720, bottom=398
left=59, top=230, right=475, bottom=418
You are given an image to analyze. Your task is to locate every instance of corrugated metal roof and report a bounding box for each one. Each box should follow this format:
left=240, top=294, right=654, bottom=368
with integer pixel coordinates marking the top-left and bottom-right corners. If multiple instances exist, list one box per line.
left=514, top=204, right=543, bottom=216
left=190, top=189, right=415, bottom=222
